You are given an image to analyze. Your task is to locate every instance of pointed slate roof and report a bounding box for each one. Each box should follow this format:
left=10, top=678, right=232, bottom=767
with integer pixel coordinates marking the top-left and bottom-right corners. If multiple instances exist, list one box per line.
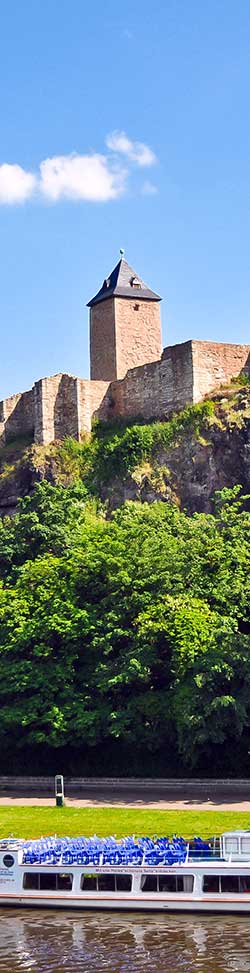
left=87, top=257, right=161, bottom=307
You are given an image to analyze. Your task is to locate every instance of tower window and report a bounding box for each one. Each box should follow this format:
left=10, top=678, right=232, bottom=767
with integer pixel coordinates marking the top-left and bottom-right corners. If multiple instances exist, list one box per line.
left=134, top=303, right=140, bottom=311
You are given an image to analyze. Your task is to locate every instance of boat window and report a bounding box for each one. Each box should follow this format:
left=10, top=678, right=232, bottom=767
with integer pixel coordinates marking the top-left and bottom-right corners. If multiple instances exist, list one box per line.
left=81, top=874, right=98, bottom=891
left=241, top=838, right=250, bottom=855
left=158, top=875, right=194, bottom=893
left=23, top=873, right=40, bottom=890
left=98, top=875, right=116, bottom=892
left=158, top=876, right=177, bottom=892
left=203, top=875, right=248, bottom=894
left=40, top=874, right=57, bottom=890
left=224, top=838, right=239, bottom=855
left=57, top=873, right=73, bottom=891
left=116, top=874, right=132, bottom=892
left=141, top=874, right=194, bottom=893
left=204, top=874, right=250, bottom=895
left=181, top=876, right=194, bottom=892
left=80, top=873, right=132, bottom=892
left=203, top=876, right=220, bottom=893
left=23, top=873, right=73, bottom=891
left=239, top=877, right=250, bottom=893
left=221, top=876, right=240, bottom=893
left=141, top=875, right=158, bottom=892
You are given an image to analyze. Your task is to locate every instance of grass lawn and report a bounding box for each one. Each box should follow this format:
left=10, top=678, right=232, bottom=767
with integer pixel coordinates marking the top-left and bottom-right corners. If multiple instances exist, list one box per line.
left=0, top=807, right=250, bottom=840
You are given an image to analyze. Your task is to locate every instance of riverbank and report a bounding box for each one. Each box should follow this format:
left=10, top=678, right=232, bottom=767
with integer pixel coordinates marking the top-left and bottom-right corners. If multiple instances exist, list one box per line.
left=1, top=777, right=250, bottom=809
left=1, top=796, right=250, bottom=810
left=1, top=806, right=250, bottom=840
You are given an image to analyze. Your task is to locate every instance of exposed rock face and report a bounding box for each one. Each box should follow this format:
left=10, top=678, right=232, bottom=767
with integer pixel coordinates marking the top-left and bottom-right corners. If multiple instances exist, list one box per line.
left=0, top=386, right=249, bottom=517
left=101, top=422, right=250, bottom=514
left=95, top=387, right=250, bottom=514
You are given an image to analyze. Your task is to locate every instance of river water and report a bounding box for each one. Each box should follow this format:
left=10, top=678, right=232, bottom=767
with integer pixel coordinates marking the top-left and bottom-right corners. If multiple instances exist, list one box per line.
left=0, top=910, right=250, bottom=973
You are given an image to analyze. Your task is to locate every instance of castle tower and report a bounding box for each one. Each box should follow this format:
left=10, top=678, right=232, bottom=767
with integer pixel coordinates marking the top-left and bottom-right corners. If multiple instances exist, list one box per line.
left=87, top=253, right=162, bottom=381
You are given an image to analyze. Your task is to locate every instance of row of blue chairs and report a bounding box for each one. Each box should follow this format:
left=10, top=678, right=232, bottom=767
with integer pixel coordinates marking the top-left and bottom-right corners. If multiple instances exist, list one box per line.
left=22, top=834, right=210, bottom=866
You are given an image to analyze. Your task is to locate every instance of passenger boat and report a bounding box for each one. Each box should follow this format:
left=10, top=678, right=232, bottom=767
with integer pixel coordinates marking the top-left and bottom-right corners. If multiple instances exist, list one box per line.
left=1, top=830, right=250, bottom=912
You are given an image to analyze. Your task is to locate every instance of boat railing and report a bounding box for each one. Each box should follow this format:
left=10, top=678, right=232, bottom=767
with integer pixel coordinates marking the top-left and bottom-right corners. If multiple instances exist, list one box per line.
left=0, top=835, right=230, bottom=867
left=0, top=839, right=23, bottom=851
left=2, top=833, right=250, bottom=868
left=185, top=842, right=222, bottom=863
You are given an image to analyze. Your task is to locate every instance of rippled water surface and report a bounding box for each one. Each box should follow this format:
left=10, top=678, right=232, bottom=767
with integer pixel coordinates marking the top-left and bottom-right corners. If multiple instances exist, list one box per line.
left=0, top=909, right=250, bottom=973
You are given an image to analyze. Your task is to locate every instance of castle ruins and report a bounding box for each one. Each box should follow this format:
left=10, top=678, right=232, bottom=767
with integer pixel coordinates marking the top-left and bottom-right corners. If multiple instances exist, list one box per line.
left=0, top=255, right=250, bottom=446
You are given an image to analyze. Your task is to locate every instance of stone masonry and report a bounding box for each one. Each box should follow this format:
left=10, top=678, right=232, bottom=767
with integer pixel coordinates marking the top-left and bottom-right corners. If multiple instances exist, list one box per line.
left=0, top=256, right=250, bottom=446
left=90, top=296, right=162, bottom=381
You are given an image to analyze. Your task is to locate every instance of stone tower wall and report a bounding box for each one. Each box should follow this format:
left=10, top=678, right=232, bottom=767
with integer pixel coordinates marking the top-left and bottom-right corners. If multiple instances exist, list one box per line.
left=90, top=296, right=162, bottom=382
left=90, top=300, right=117, bottom=381
left=114, top=297, right=162, bottom=380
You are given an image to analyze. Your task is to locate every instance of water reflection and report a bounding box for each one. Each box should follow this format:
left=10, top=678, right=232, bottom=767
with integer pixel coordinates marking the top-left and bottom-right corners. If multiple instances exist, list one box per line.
left=0, top=909, right=250, bottom=972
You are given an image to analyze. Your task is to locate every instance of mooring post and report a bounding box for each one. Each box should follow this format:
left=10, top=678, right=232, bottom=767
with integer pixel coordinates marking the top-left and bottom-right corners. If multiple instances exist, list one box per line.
left=55, top=774, right=64, bottom=807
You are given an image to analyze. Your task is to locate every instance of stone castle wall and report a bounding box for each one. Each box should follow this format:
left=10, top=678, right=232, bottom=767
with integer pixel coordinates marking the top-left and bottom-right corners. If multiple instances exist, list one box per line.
left=76, top=378, right=110, bottom=428
left=109, top=341, right=194, bottom=421
left=0, top=388, right=34, bottom=444
left=0, top=340, right=250, bottom=447
left=192, top=341, right=250, bottom=402
left=34, top=375, right=110, bottom=444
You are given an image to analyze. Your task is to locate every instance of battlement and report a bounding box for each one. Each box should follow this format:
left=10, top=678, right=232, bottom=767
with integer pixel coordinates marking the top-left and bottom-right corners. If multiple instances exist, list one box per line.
left=1, top=340, right=249, bottom=447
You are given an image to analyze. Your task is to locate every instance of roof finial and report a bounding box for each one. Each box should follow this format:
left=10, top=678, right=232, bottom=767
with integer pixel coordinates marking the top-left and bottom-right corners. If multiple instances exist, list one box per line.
left=120, top=248, right=125, bottom=259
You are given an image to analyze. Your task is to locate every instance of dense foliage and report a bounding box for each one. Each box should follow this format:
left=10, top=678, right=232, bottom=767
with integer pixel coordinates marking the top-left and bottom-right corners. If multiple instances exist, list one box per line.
left=0, top=477, right=249, bottom=774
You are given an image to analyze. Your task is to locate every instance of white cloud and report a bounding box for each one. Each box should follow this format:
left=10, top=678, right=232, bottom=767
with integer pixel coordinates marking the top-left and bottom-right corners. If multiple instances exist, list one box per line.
left=0, top=163, right=36, bottom=204
left=0, top=133, right=158, bottom=205
left=141, top=180, right=158, bottom=195
left=106, top=130, right=157, bottom=167
left=39, top=152, right=126, bottom=201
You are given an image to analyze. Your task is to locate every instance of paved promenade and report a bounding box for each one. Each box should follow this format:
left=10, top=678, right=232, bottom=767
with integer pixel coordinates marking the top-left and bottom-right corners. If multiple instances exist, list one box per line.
left=0, top=788, right=250, bottom=811
left=0, top=798, right=250, bottom=809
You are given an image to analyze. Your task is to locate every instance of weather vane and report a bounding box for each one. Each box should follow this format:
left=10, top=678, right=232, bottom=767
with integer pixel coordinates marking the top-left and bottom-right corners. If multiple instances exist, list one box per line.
left=120, top=248, right=125, bottom=258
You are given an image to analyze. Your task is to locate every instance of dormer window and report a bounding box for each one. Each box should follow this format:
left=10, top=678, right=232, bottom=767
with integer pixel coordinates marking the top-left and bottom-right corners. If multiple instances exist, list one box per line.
left=130, top=276, right=141, bottom=288
left=103, top=278, right=110, bottom=289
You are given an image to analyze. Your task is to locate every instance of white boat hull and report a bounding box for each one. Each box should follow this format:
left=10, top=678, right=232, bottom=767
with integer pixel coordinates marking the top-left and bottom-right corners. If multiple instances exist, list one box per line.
left=2, top=893, right=250, bottom=912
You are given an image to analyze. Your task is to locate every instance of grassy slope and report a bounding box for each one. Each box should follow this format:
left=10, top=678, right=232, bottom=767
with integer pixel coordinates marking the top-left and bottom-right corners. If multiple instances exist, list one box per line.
left=1, top=807, right=250, bottom=840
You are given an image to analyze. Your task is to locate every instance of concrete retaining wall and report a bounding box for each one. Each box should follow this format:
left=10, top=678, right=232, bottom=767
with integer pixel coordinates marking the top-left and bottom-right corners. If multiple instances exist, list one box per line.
left=1, top=777, right=250, bottom=795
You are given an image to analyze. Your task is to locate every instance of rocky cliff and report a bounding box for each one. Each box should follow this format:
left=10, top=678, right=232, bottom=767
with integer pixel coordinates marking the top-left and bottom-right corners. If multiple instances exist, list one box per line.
left=0, top=382, right=249, bottom=517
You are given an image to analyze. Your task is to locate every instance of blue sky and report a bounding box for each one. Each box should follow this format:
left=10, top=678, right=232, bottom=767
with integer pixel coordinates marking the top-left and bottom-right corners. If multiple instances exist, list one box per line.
left=0, top=0, right=250, bottom=399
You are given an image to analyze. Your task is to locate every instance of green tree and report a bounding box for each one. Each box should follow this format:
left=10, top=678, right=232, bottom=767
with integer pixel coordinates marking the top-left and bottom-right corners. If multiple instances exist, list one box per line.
left=0, top=483, right=249, bottom=771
